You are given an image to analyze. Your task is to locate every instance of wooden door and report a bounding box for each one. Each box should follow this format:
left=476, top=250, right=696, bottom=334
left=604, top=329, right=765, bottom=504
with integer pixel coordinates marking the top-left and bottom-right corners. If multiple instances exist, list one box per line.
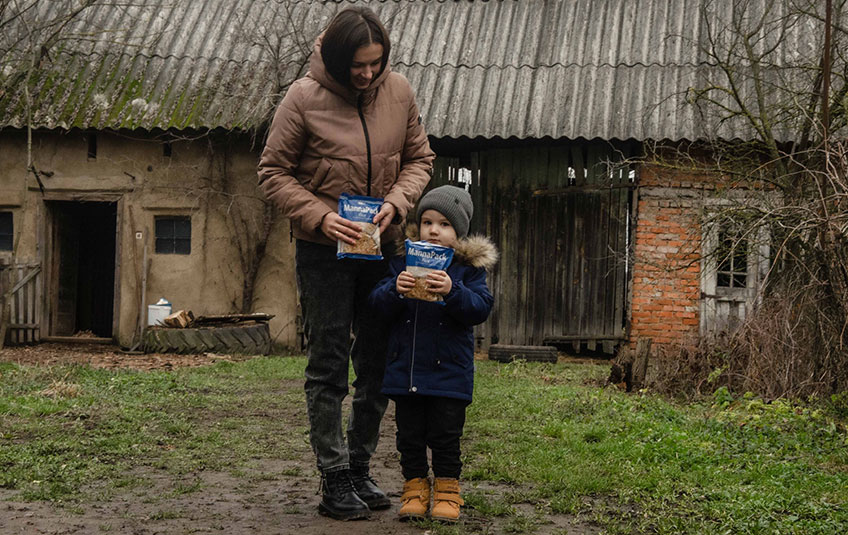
left=52, top=208, right=79, bottom=336
left=701, top=222, right=770, bottom=335
left=488, top=182, right=631, bottom=347
left=429, top=140, right=636, bottom=351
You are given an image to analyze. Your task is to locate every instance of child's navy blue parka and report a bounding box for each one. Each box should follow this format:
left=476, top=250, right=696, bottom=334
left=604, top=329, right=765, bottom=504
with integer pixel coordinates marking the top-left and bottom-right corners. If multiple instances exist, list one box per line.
left=368, top=228, right=498, bottom=402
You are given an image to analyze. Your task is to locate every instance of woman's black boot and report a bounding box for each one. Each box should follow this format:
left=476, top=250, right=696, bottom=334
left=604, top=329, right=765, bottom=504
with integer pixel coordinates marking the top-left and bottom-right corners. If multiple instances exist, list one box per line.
left=350, top=465, right=391, bottom=510
left=318, top=470, right=370, bottom=520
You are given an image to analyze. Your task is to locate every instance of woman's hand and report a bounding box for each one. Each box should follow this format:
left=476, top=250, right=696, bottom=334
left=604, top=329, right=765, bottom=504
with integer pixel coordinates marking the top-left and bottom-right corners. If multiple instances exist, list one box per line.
left=426, top=270, right=452, bottom=296
left=373, top=202, right=397, bottom=234
left=396, top=271, right=416, bottom=294
left=321, top=212, right=361, bottom=244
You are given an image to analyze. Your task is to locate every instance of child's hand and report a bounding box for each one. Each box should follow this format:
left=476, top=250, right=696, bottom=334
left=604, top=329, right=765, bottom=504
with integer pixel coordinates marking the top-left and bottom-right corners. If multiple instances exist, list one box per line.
left=426, top=270, right=452, bottom=296
left=396, top=271, right=416, bottom=294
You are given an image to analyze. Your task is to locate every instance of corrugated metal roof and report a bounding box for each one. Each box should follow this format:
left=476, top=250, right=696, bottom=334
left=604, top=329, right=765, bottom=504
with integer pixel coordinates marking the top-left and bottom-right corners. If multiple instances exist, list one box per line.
left=0, top=0, right=839, bottom=141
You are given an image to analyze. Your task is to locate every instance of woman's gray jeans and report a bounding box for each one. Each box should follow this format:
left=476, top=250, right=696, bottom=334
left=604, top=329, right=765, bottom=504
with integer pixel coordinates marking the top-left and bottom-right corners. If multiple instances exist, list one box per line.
left=295, top=239, right=390, bottom=473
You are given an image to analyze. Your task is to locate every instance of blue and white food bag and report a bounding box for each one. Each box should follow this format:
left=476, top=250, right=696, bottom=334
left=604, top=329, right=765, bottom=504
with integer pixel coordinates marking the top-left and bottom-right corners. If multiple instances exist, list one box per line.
left=405, top=239, right=454, bottom=302
left=337, top=193, right=383, bottom=260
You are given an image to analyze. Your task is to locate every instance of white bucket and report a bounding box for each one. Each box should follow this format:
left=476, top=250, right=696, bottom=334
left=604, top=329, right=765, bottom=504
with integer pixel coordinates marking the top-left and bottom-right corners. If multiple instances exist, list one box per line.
left=147, top=304, right=172, bottom=326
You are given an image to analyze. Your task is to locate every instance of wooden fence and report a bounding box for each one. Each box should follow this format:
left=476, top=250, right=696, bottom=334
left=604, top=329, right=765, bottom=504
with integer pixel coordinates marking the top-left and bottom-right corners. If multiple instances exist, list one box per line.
left=1, top=262, right=42, bottom=345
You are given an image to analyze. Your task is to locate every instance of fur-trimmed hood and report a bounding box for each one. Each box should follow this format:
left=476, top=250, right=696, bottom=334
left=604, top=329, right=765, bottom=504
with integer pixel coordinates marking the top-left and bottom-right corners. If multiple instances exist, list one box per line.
left=399, top=223, right=499, bottom=271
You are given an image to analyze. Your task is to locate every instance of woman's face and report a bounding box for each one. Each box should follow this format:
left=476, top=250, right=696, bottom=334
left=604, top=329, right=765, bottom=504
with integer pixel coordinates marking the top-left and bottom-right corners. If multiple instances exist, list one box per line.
left=350, top=43, right=383, bottom=90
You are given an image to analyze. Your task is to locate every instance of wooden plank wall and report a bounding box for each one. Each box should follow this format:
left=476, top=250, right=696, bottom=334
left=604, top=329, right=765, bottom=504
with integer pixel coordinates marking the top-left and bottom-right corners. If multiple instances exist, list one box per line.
left=430, top=140, right=637, bottom=353
left=428, top=154, right=489, bottom=350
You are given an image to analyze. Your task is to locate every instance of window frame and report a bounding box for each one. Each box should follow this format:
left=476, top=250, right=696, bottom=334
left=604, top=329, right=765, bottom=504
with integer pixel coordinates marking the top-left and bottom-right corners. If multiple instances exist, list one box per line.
left=154, top=215, right=192, bottom=255
left=715, top=225, right=749, bottom=290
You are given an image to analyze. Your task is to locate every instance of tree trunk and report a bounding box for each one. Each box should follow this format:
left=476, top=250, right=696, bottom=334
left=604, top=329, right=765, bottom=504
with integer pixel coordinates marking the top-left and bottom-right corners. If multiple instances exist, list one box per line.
left=240, top=201, right=275, bottom=313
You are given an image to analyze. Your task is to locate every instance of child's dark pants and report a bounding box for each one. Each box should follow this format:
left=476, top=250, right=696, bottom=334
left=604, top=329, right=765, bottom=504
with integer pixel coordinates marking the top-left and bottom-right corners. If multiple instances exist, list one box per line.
left=394, top=395, right=470, bottom=480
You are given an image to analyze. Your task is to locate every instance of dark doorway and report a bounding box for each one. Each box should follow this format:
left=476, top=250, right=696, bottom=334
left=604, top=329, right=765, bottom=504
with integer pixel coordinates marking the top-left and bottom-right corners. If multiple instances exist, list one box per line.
left=49, top=201, right=117, bottom=338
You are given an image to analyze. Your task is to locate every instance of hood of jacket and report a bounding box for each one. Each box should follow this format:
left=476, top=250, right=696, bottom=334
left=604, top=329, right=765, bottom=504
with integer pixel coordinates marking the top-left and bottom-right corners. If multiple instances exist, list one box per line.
left=307, top=33, right=392, bottom=106
left=258, top=34, right=434, bottom=249
left=401, top=222, right=499, bottom=271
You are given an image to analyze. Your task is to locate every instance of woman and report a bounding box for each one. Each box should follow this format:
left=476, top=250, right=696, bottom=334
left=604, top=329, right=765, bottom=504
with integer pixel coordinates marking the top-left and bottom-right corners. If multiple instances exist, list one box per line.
left=258, top=7, right=435, bottom=521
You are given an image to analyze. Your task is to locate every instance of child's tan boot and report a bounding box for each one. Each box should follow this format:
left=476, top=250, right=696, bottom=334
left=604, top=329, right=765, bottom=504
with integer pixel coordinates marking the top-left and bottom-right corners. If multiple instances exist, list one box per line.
left=431, top=478, right=464, bottom=522
left=398, top=477, right=430, bottom=520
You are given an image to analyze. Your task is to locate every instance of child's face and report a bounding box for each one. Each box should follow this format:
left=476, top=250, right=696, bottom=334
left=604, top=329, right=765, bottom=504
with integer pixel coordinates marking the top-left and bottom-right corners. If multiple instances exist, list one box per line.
left=420, top=209, right=458, bottom=248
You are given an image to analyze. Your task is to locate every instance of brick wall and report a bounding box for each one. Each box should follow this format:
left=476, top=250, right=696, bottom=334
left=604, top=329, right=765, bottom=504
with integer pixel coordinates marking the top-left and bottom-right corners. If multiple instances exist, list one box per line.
left=630, top=164, right=714, bottom=348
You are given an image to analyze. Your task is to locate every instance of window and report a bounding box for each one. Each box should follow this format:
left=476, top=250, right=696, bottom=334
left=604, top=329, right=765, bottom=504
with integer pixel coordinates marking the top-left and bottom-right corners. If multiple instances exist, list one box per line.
left=0, top=211, right=12, bottom=250
left=155, top=216, right=191, bottom=254
left=716, top=226, right=747, bottom=288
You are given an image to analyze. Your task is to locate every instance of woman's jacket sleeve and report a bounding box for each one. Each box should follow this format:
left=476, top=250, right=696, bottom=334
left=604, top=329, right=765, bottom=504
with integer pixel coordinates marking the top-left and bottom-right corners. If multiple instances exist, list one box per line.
left=257, top=83, right=332, bottom=233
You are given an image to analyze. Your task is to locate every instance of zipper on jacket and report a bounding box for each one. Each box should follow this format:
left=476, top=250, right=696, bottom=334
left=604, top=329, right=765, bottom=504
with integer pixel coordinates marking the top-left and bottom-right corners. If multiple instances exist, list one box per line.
left=357, top=95, right=373, bottom=196
left=409, top=302, right=419, bottom=393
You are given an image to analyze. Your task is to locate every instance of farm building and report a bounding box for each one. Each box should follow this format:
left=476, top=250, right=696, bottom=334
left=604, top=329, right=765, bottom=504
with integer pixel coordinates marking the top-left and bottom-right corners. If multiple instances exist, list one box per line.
left=0, top=0, right=835, bottom=353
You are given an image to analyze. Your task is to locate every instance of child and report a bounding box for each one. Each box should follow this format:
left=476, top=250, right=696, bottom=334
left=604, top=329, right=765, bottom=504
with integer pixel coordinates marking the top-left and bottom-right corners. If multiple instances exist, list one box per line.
left=368, top=185, right=498, bottom=522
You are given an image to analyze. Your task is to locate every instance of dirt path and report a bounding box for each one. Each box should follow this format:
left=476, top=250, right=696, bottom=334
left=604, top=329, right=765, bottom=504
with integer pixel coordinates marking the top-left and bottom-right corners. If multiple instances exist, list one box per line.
left=1, top=424, right=428, bottom=535
left=0, top=342, right=257, bottom=370
left=1, top=343, right=601, bottom=535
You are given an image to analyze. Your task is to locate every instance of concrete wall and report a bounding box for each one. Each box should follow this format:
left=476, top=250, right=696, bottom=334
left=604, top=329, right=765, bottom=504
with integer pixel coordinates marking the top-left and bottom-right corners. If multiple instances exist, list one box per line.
left=0, top=129, right=298, bottom=349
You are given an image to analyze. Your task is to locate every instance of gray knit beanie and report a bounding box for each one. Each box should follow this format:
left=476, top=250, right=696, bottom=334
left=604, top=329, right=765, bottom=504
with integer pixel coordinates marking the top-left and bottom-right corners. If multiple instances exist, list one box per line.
left=416, top=185, right=474, bottom=238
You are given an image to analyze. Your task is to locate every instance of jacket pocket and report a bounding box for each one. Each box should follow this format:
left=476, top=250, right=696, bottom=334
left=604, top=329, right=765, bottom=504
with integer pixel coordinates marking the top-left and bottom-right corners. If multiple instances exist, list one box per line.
left=308, top=158, right=333, bottom=192
left=439, top=325, right=474, bottom=370
left=377, top=152, right=401, bottom=198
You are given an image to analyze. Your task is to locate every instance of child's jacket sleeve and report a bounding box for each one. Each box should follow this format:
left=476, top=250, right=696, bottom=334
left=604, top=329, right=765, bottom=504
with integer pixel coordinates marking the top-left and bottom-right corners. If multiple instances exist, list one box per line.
left=368, top=257, right=407, bottom=319
left=443, top=266, right=494, bottom=327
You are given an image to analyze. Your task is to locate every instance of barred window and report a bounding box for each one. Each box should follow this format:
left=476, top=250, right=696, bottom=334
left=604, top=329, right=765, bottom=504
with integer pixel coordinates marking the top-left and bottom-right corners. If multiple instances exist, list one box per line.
left=716, top=227, right=747, bottom=288
left=155, top=216, right=191, bottom=255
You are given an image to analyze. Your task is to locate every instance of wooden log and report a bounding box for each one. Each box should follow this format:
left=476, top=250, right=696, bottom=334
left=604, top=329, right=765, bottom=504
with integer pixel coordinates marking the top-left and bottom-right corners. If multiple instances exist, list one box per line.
left=488, top=344, right=558, bottom=363
left=608, top=337, right=652, bottom=392
left=193, top=313, right=274, bottom=325
left=163, top=309, right=194, bottom=328
left=129, top=233, right=149, bottom=352
left=631, top=338, right=652, bottom=391
left=607, top=344, right=633, bottom=391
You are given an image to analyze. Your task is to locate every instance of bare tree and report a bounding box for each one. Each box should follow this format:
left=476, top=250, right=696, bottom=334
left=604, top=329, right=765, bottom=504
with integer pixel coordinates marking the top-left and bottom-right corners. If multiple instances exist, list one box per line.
left=652, top=0, right=848, bottom=398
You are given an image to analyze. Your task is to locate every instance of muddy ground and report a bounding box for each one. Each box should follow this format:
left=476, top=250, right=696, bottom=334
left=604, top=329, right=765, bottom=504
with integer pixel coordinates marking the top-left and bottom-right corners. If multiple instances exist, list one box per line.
left=0, top=343, right=603, bottom=535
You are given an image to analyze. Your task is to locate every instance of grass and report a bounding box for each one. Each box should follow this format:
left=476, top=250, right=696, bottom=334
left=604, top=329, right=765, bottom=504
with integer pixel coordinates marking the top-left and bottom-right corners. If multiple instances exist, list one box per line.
left=0, top=357, right=308, bottom=503
left=456, top=360, right=848, bottom=535
left=1, top=357, right=847, bottom=534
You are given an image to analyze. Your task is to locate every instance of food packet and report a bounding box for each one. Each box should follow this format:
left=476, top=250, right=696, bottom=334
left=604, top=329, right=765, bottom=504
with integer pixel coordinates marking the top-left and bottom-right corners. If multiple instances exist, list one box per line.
left=404, top=239, right=455, bottom=303
left=337, top=193, right=383, bottom=260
